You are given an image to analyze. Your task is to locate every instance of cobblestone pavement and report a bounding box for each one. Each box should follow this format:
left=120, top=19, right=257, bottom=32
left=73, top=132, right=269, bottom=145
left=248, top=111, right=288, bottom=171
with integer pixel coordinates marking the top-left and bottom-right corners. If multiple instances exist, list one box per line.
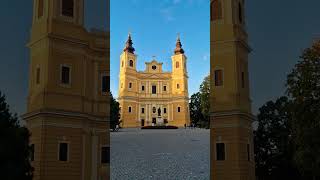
left=111, top=128, right=209, bottom=180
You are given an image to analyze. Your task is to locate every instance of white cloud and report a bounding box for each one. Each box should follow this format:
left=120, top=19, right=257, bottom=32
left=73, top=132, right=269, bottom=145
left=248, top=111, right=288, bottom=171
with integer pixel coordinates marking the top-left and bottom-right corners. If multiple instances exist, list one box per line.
left=202, top=53, right=210, bottom=61
left=160, top=7, right=175, bottom=22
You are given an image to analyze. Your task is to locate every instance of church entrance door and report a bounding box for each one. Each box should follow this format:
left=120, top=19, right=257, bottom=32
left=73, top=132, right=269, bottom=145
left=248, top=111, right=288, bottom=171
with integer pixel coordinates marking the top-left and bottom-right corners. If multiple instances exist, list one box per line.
left=141, top=119, right=145, bottom=127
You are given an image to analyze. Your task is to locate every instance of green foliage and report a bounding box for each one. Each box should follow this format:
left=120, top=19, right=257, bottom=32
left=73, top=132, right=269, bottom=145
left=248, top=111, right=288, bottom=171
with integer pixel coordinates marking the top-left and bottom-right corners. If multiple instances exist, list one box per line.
left=286, top=40, right=320, bottom=179
left=189, top=75, right=210, bottom=128
left=254, top=97, right=300, bottom=180
left=199, top=75, right=210, bottom=122
left=255, top=40, right=320, bottom=180
left=0, top=91, right=33, bottom=180
left=190, top=92, right=203, bottom=125
left=110, top=93, right=120, bottom=129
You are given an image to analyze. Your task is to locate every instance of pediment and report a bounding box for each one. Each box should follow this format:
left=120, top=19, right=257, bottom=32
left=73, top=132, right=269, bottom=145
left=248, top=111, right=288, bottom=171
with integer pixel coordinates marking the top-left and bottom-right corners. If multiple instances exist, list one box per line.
left=141, top=73, right=165, bottom=79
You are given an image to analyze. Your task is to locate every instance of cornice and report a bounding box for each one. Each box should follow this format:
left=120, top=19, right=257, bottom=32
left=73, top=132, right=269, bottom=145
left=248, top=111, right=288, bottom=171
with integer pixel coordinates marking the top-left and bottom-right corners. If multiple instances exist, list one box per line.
left=22, top=109, right=109, bottom=122
left=210, top=110, right=256, bottom=121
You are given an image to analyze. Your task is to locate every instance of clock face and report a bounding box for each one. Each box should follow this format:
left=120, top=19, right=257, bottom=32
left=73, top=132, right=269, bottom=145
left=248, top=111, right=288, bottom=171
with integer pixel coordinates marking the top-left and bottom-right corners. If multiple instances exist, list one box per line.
left=152, top=65, right=157, bottom=70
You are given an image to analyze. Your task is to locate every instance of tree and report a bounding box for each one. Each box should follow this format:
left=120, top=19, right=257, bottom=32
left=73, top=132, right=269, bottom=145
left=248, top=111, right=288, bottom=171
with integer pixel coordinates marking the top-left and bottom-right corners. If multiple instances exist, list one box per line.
left=0, top=91, right=33, bottom=180
left=199, top=75, right=210, bottom=127
left=110, top=93, right=120, bottom=129
left=189, top=75, right=210, bottom=128
left=189, top=92, right=203, bottom=126
left=254, top=96, right=301, bottom=180
left=286, top=40, right=320, bottom=179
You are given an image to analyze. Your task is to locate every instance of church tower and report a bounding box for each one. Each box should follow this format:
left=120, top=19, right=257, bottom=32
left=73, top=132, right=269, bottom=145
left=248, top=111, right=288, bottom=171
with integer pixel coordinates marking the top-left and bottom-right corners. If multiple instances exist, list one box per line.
left=23, top=0, right=110, bottom=179
left=210, top=0, right=255, bottom=179
left=171, top=36, right=190, bottom=126
left=118, top=33, right=139, bottom=127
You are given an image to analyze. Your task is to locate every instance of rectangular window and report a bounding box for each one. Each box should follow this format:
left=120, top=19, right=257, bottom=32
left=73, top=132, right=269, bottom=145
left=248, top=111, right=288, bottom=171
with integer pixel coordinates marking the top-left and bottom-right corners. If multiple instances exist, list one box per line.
left=163, top=86, right=167, bottom=91
left=141, top=85, right=145, bottom=91
left=247, top=144, right=250, bottom=161
left=214, top=69, right=223, bottom=86
left=102, top=75, right=109, bottom=93
left=241, top=72, right=245, bottom=88
left=216, top=143, right=225, bottom=161
left=61, top=66, right=70, bottom=84
left=152, top=85, right=157, bottom=94
left=62, top=0, right=74, bottom=17
left=30, top=144, right=35, bottom=161
left=129, top=83, right=132, bottom=89
left=36, top=67, right=40, bottom=84
left=141, top=108, right=145, bottom=114
left=101, top=146, right=110, bottom=164
left=164, top=108, right=167, bottom=114
left=177, top=107, right=181, bottom=112
left=128, top=107, right=132, bottom=113
left=59, top=143, right=68, bottom=161
left=38, top=0, right=44, bottom=18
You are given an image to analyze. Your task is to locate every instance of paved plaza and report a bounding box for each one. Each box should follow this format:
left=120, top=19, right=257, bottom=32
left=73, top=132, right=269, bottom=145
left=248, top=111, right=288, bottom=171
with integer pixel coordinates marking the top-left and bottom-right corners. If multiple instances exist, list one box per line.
left=111, top=128, right=210, bottom=180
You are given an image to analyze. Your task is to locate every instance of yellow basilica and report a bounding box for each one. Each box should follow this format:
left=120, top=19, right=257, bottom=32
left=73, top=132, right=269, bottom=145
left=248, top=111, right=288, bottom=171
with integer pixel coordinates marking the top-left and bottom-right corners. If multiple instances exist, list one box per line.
left=118, top=34, right=190, bottom=127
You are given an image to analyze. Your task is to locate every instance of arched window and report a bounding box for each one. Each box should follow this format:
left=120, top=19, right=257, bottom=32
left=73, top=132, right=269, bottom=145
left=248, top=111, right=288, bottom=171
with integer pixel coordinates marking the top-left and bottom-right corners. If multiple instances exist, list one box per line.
left=241, top=72, right=245, bottom=88
left=129, top=60, right=134, bottom=67
left=239, top=2, right=243, bottom=23
left=176, top=61, right=179, bottom=68
left=36, top=67, right=40, bottom=84
left=38, top=0, right=44, bottom=18
left=211, top=0, right=222, bottom=21
left=152, top=85, right=157, bottom=94
left=62, top=0, right=74, bottom=17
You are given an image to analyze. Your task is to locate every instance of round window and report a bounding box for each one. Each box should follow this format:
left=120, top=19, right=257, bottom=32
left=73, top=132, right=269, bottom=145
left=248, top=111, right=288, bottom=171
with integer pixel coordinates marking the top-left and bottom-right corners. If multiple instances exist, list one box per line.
left=152, top=65, right=157, bottom=70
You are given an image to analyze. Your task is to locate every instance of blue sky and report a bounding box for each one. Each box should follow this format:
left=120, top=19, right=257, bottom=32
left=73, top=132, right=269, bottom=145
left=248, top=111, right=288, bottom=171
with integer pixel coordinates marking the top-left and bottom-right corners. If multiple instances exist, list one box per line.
left=110, top=0, right=210, bottom=99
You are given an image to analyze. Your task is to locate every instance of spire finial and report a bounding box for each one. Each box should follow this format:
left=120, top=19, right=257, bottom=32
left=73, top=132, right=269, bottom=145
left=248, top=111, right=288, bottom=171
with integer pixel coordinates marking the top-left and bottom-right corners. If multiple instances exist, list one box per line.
left=123, top=32, right=135, bottom=54
left=128, top=29, right=132, bottom=37
left=174, top=33, right=184, bottom=55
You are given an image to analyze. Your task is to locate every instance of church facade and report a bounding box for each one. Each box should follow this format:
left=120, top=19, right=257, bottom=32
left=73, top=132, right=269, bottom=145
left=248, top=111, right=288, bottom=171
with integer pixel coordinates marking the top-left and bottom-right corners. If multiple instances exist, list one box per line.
left=22, top=0, right=110, bottom=179
left=118, top=35, right=190, bottom=127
